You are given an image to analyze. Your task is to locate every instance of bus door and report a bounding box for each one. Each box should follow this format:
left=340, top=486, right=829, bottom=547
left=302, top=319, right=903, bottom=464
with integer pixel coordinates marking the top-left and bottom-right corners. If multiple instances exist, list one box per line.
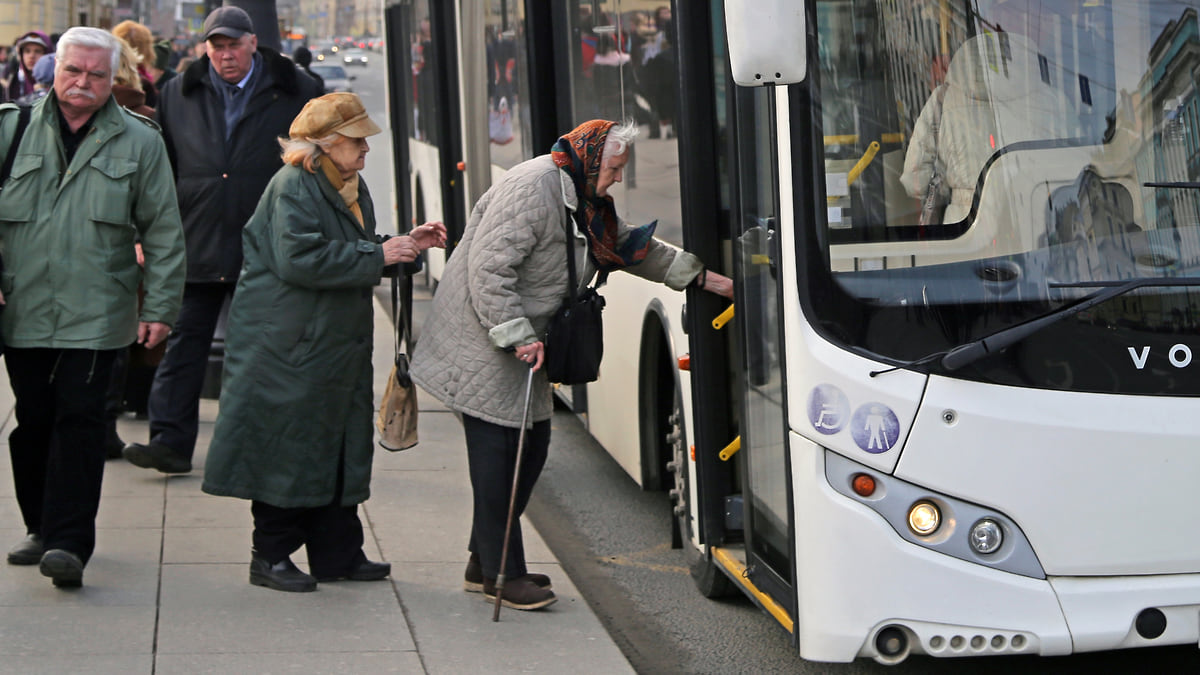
left=729, top=81, right=796, bottom=617
left=390, top=0, right=467, bottom=250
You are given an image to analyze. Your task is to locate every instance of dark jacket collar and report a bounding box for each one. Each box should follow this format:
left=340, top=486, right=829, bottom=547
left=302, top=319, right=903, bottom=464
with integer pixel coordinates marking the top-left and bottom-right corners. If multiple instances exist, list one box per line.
left=180, top=47, right=299, bottom=97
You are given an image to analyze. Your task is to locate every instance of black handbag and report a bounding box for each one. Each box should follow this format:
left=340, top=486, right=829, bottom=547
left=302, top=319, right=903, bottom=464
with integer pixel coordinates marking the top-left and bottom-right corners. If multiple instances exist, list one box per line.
left=543, top=208, right=606, bottom=385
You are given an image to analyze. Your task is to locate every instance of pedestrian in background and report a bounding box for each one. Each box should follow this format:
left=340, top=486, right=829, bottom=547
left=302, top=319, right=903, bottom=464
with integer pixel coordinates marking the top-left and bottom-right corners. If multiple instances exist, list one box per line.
left=411, top=119, right=732, bottom=610
left=3, top=31, right=52, bottom=102
left=112, top=38, right=153, bottom=117
left=201, top=93, right=445, bottom=592
left=291, top=46, right=325, bottom=95
left=150, top=39, right=177, bottom=90
left=100, top=36, right=160, bottom=458
left=110, top=20, right=157, bottom=108
left=13, top=53, right=53, bottom=105
left=1, top=27, right=186, bottom=588
left=123, top=6, right=321, bottom=475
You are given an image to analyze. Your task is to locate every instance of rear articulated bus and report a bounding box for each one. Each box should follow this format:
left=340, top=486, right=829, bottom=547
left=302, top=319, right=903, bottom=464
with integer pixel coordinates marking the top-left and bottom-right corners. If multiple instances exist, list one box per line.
left=386, top=0, right=1200, bottom=664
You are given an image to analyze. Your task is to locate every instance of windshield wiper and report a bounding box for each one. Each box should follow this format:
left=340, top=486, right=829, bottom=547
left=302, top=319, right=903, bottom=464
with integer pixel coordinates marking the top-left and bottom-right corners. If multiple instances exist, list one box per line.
left=1144, top=182, right=1200, bottom=189
left=870, top=277, right=1200, bottom=377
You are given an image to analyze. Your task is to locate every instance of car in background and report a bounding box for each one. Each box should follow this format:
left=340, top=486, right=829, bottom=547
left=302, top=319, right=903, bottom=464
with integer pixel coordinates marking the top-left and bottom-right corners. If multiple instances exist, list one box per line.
left=311, top=40, right=337, bottom=62
left=341, top=48, right=369, bottom=66
left=309, top=63, right=354, bottom=93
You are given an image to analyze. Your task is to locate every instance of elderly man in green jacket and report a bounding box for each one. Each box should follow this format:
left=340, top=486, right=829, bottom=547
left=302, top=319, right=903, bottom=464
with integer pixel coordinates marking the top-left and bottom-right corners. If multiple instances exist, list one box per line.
left=0, top=27, right=186, bottom=589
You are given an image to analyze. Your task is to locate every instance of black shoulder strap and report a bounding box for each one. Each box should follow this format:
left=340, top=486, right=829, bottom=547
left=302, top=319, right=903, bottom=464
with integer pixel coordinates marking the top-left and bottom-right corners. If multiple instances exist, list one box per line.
left=0, top=104, right=31, bottom=186
left=562, top=207, right=580, bottom=303
left=391, top=268, right=414, bottom=363
left=562, top=207, right=608, bottom=301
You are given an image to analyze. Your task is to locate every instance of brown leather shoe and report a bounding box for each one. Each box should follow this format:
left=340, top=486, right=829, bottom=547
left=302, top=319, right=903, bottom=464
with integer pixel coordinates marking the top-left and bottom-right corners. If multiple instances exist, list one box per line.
left=483, top=574, right=557, bottom=610
left=463, top=552, right=551, bottom=593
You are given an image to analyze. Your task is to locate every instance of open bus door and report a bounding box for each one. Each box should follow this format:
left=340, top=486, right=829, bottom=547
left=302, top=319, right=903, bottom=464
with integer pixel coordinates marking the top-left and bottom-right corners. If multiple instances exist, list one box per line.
left=727, top=82, right=797, bottom=628
left=720, top=82, right=796, bottom=624
left=675, top=0, right=797, bottom=636
left=386, top=0, right=467, bottom=255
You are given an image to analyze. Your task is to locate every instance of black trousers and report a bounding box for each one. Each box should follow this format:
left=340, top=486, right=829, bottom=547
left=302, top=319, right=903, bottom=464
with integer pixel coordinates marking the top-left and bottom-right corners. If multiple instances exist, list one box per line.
left=251, top=502, right=365, bottom=578
left=6, top=347, right=119, bottom=564
left=147, top=282, right=233, bottom=458
left=462, top=414, right=550, bottom=580
left=249, top=445, right=365, bottom=578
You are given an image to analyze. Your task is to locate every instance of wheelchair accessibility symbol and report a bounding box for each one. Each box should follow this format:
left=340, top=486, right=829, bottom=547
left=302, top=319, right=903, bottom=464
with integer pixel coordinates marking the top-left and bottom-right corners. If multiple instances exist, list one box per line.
left=807, top=384, right=850, bottom=435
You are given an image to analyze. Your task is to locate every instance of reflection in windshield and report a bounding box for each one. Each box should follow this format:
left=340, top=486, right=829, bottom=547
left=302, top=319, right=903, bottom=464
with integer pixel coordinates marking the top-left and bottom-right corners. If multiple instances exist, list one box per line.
left=821, top=1, right=1200, bottom=280
left=810, top=1, right=1200, bottom=394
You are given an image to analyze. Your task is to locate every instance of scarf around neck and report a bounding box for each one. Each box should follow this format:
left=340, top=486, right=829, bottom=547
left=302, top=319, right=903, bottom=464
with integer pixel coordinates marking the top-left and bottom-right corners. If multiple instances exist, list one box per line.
left=318, top=155, right=363, bottom=228
left=550, top=120, right=656, bottom=270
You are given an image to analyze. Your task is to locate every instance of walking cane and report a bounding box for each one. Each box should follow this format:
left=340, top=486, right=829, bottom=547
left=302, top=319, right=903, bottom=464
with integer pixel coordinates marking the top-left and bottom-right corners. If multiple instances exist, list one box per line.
left=493, top=362, right=535, bottom=622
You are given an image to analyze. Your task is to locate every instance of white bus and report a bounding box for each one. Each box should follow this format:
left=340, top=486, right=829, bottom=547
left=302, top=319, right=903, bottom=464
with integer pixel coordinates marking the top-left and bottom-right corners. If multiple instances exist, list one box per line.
left=386, top=0, right=1200, bottom=664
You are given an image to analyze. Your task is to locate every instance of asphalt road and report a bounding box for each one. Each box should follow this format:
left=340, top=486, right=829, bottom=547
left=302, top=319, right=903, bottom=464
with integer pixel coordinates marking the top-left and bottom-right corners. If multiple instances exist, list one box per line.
left=362, top=53, right=1200, bottom=673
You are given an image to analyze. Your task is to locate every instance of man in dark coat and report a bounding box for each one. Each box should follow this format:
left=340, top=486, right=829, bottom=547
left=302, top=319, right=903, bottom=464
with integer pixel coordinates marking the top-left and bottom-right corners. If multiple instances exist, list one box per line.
left=123, top=6, right=321, bottom=474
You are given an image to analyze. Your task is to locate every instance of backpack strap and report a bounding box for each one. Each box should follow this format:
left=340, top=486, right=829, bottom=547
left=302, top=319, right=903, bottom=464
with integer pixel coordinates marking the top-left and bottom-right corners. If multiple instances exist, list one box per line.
left=0, top=103, right=31, bottom=187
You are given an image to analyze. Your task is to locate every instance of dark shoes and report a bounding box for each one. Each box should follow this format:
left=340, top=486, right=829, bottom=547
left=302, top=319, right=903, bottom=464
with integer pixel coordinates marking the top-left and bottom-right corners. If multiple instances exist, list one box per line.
left=39, top=549, right=84, bottom=588
left=7, top=533, right=43, bottom=565
left=249, top=553, right=317, bottom=593
left=463, top=551, right=550, bottom=593
left=483, top=574, right=557, bottom=610
left=123, top=442, right=192, bottom=474
left=316, top=559, right=391, bottom=582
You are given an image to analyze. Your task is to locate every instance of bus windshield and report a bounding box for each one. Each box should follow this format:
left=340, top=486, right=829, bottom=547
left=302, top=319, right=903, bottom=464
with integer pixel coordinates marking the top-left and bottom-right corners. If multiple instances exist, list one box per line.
left=806, top=0, right=1200, bottom=395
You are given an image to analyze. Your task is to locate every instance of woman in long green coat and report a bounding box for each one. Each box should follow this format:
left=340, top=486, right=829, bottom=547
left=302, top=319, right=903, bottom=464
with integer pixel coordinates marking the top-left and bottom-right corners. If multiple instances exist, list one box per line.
left=202, top=93, right=446, bottom=592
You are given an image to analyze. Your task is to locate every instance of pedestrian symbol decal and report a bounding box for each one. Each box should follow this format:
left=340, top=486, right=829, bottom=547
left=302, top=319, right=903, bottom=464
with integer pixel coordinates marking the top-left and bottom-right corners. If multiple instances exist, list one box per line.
left=850, top=403, right=900, bottom=454
left=807, top=384, right=850, bottom=435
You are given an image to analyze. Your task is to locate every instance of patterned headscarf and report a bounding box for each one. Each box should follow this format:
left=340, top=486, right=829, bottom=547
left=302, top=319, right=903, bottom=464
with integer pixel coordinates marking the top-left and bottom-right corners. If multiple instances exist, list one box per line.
left=551, top=120, right=656, bottom=270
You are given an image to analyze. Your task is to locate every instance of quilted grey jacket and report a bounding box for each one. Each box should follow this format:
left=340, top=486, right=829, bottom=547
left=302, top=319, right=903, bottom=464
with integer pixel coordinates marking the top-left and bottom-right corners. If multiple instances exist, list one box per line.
left=411, top=154, right=701, bottom=427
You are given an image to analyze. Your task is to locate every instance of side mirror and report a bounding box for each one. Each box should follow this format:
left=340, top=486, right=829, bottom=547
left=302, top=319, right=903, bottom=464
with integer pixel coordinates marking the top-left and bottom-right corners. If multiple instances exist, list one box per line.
left=349, top=75, right=357, bottom=81
left=724, top=0, right=807, bottom=86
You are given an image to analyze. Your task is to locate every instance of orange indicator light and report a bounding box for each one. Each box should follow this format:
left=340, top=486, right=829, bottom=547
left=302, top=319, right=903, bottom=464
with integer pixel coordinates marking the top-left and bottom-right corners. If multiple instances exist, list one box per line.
left=678, top=354, right=691, bottom=371
left=852, top=473, right=876, bottom=497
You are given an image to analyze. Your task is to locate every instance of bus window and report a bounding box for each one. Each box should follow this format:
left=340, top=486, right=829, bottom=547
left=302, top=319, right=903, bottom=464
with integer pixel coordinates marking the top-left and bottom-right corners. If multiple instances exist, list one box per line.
left=804, top=0, right=1200, bottom=394
left=409, top=0, right=440, bottom=145
left=562, top=0, right=684, bottom=247
left=483, top=0, right=535, bottom=168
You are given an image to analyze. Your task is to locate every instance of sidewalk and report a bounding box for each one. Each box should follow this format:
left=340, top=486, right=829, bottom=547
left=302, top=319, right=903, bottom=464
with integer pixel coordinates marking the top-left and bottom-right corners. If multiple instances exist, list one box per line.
left=0, top=281, right=634, bottom=674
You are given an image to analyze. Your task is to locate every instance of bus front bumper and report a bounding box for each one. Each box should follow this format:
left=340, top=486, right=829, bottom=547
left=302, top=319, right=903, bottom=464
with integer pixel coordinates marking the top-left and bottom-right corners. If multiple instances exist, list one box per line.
left=791, top=433, right=1200, bottom=663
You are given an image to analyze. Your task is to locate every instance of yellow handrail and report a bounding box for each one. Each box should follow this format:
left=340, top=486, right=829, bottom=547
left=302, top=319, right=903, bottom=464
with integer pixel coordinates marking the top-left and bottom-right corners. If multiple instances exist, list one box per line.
left=719, top=436, right=741, bottom=461
left=847, top=141, right=881, bottom=186
left=712, top=304, right=735, bottom=330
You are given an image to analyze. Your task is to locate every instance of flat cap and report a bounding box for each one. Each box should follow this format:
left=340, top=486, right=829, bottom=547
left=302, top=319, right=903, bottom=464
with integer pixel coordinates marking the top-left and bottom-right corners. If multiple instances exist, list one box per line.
left=289, top=93, right=382, bottom=140
left=203, top=6, right=254, bottom=41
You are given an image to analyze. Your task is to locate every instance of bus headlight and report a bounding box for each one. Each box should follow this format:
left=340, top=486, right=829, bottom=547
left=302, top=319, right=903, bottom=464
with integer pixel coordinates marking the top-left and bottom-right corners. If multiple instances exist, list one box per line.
left=969, top=518, right=1003, bottom=554
left=907, top=501, right=941, bottom=536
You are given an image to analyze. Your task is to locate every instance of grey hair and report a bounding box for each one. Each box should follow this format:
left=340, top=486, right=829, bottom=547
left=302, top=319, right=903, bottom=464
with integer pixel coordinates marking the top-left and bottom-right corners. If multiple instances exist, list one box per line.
left=55, top=27, right=121, bottom=82
left=603, top=119, right=639, bottom=158
left=278, top=132, right=344, bottom=168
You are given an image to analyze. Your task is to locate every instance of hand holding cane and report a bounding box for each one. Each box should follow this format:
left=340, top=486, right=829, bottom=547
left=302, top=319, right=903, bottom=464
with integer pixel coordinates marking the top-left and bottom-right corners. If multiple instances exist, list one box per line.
left=493, top=362, right=536, bottom=621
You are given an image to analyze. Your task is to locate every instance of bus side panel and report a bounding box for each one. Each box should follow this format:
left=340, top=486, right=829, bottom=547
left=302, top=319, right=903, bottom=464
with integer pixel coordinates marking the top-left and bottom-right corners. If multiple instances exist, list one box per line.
left=789, top=433, right=1072, bottom=662
left=409, top=140, right=448, bottom=281
left=587, top=274, right=690, bottom=485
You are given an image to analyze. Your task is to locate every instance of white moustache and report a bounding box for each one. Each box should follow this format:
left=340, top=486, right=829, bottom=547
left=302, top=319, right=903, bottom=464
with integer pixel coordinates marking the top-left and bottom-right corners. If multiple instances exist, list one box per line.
left=65, top=88, right=96, bottom=100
